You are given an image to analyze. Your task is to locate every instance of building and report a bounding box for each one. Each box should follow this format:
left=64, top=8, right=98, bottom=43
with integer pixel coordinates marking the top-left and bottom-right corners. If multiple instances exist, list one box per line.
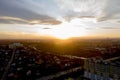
left=84, top=57, right=120, bottom=80
left=9, top=43, right=23, bottom=49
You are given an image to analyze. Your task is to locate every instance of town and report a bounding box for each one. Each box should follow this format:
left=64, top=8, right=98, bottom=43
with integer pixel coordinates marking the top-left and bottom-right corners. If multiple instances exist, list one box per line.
left=0, top=39, right=120, bottom=80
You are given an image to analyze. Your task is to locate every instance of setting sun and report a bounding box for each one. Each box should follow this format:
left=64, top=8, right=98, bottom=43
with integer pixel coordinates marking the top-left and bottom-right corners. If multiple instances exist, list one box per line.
left=52, top=34, right=72, bottom=40
left=51, top=26, right=86, bottom=40
left=38, top=22, right=87, bottom=40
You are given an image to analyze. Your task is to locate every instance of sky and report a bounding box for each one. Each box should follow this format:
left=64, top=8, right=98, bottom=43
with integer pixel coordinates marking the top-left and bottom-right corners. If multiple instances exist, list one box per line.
left=0, top=0, right=120, bottom=39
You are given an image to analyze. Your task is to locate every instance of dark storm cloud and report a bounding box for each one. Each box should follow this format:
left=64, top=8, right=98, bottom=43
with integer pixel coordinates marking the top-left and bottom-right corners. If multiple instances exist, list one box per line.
left=0, top=0, right=61, bottom=25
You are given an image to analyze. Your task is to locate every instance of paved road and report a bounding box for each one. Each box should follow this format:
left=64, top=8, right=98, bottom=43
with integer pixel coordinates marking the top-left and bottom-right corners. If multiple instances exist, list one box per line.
left=37, top=66, right=82, bottom=80
left=104, top=57, right=120, bottom=62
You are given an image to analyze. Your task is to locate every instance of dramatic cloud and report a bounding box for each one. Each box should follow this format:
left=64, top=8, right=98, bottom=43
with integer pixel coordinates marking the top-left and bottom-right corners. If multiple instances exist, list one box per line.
left=55, top=0, right=107, bottom=21
left=55, top=0, right=120, bottom=22
left=57, top=0, right=106, bottom=13
left=97, top=0, right=120, bottom=21
left=0, top=0, right=120, bottom=24
left=0, top=0, right=61, bottom=25
left=0, top=0, right=120, bottom=39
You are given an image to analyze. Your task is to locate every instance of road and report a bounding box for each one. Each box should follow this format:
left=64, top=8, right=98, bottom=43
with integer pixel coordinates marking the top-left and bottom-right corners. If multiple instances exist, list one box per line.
left=37, top=66, right=82, bottom=80
left=1, top=49, right=16, bottom=80
left=104, top=57, right=120, bottom=62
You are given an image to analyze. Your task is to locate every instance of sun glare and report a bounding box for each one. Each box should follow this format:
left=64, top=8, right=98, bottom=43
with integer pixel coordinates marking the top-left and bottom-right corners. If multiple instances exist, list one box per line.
left=50, top=26, right=86, bottom=40
left=39, top=25, right=86, bottom=40
left=36, top=20, right=88, bottom=40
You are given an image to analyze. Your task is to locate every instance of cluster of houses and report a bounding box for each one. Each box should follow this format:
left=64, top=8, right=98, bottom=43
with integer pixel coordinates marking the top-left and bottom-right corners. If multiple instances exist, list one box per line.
left=0, top=43, right=84, bottom=80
